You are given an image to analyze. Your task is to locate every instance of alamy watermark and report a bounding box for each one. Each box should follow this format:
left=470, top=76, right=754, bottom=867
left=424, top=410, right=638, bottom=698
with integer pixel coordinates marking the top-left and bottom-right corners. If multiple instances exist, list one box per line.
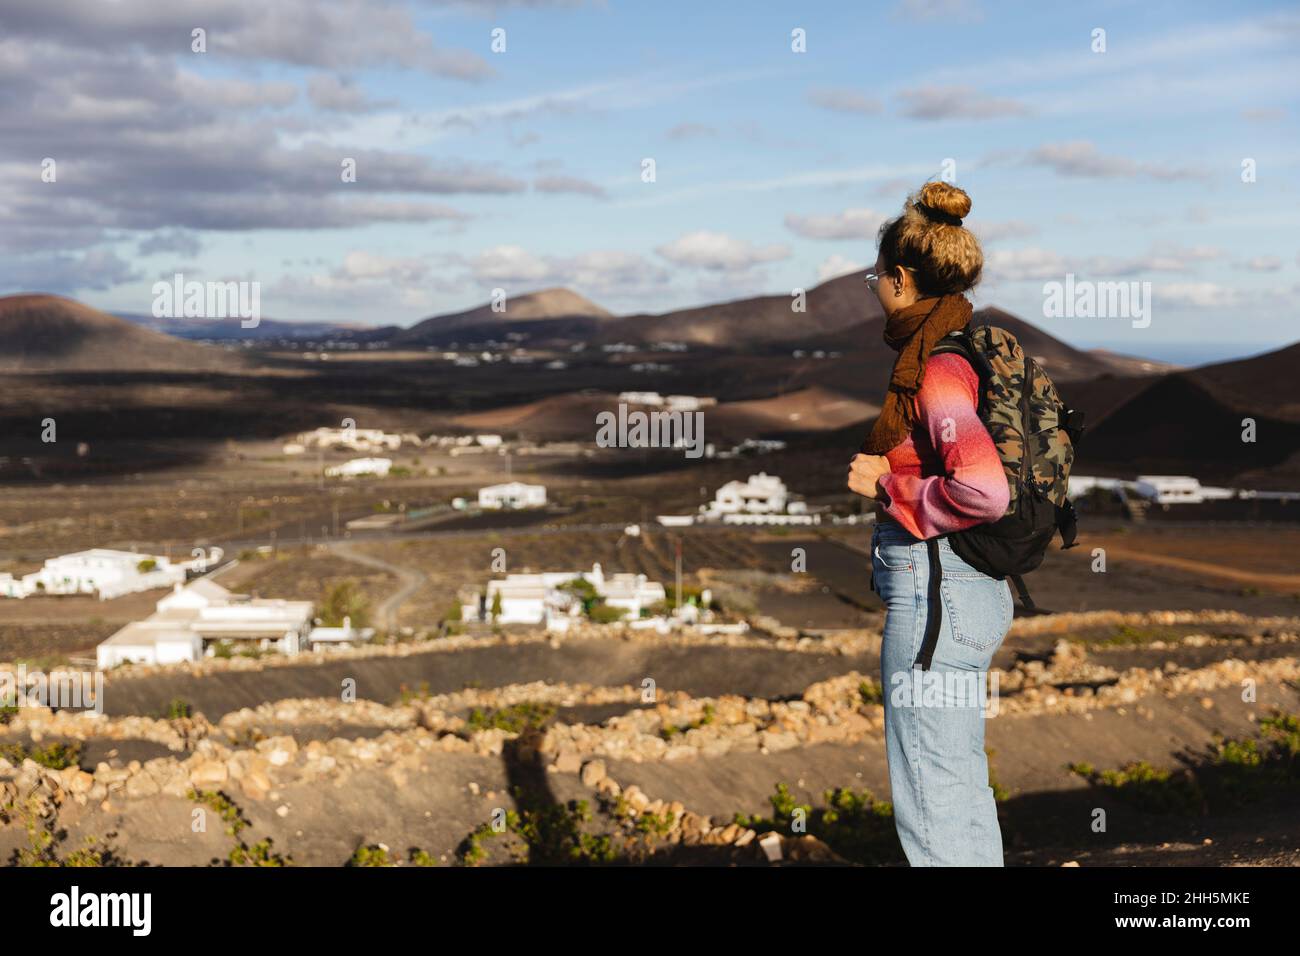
left=0, top=665, right=103, bottom=715
left=890, top=667, right=1000, bottom=718
left=151, top=272, right=261, bottom=328
left=595, top=402, right=705, bottom=459
left=1042, top=273, right=1151, bottom=329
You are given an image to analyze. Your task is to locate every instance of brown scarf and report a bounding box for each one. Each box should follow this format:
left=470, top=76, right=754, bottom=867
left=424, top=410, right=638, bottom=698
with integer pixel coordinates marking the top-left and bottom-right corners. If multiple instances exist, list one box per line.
left=860, top=293, right=973, bottom=454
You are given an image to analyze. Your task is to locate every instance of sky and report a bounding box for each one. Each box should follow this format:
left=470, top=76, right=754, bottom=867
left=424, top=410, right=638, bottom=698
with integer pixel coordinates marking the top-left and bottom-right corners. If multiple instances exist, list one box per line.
left=1, top=0, right=1298, bottom=363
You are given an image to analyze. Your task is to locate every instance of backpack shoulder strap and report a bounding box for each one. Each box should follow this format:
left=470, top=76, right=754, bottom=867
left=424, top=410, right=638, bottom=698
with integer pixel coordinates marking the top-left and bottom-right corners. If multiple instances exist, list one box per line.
left=930, top=325, right=995, bottom=416
left=929, top=323, right=973, bottom=359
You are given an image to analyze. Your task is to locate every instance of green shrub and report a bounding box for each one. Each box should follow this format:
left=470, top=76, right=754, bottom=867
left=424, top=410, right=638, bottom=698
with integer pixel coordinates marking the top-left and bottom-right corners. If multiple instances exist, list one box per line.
left=465, top=702, right=555, bottom=734
left=734, top=782, right=902, bottom=865
left=0, top=741, right=81, bottom=771
left=320, top=580, right=370, bottom=628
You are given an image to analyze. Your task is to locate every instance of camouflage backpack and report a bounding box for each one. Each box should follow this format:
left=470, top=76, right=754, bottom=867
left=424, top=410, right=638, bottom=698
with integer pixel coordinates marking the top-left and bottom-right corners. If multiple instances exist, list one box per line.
left=929, top=324, right=1086, bottom=611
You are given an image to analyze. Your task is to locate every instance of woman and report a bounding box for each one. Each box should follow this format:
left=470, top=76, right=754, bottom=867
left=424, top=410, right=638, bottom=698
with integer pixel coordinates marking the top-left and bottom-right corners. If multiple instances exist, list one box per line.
left=846, top=181, right=1013, bottom=867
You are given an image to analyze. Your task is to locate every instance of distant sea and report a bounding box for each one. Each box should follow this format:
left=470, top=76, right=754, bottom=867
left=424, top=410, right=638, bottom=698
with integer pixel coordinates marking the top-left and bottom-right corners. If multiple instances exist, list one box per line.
left=1070, top=341, right=1283, bottom=368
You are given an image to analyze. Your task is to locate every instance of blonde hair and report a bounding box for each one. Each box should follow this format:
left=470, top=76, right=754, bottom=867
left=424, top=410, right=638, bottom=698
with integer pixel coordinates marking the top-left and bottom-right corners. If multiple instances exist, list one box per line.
left=877, top=181, right=983, bottom=296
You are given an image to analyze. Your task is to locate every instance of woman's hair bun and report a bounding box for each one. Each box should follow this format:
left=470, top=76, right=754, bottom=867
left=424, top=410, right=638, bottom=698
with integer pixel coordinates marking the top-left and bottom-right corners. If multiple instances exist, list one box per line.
left=916, top=181, right=972, bottom=221
left=876, top=180, right=983, bottom=295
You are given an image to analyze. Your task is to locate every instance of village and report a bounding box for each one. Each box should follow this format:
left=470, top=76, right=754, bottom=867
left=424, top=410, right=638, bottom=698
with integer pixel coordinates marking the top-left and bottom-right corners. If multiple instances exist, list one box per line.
left=1, top=419, right=1291, bottom=675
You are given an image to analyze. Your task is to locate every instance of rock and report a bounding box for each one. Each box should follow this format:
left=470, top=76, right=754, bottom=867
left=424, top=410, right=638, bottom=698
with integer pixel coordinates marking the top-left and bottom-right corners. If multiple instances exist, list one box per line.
left=781, top=835, right=848, bottom=865
left=189, top=759, right=228, bottom=787
left=125, top=773, right=160, bottom=798
left=758, top=832, right=783, bottom=862
left=162, top=771, right=191, bottom=798
left=579, top=760, right=606, bottom=787
left=66, top=770, right=95, bottom=796
left=552, top=750, right=582, bottom=774
left=242, top=769, right=272, bottom=801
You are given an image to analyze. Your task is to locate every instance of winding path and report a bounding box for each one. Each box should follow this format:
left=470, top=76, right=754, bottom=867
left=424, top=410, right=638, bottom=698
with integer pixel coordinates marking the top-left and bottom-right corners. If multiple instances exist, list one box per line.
left=327, top=540, right=425, bottom=633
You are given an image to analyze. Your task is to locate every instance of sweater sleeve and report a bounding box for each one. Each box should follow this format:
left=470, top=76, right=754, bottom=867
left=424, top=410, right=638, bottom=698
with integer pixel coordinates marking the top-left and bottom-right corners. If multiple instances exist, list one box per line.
left=877, top=353, right=1011, bottom=539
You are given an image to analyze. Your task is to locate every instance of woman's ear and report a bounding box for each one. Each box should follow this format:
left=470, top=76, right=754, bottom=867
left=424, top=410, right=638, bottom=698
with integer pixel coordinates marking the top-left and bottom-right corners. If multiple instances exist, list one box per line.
left=891, top=265, right=906, bottom=297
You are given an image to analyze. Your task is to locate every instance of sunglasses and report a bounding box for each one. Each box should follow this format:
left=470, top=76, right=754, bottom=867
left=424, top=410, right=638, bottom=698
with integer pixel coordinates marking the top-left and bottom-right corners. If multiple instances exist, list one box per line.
left=864, top=266, right=913, bottom=291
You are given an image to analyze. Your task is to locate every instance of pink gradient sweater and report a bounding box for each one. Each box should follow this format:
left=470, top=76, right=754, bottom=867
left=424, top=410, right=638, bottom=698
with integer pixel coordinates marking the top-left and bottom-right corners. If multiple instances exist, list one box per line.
left=876, top=352, right=1011, bottom=539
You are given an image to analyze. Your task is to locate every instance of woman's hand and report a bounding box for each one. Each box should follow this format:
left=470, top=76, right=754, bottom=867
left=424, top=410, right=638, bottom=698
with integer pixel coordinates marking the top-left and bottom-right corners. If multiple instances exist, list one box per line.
left=847, top=453, right=891, bottom=500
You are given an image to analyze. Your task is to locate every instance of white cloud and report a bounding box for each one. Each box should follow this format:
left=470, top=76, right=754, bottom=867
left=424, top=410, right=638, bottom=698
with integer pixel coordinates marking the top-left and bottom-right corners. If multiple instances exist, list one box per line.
left=784, top=208, right=886, bottom=240
left=467, top=245, right=669, bottom=299
left=817, top=255, right=865, bottom=283
left=898, top=85, right=1027, bottom=120
left=665, top=122, right=716, bottom=140
left=971, top=220, right=1037, bottom=244
left=533, top=175, right=607, bottom=198
left=986, top=243, right=1228, bottom=283
left=984, top=247, right=1070, bottom=281
left=307, top=74, right=389, bottom=112
left=1156, top=282, right=1236, bottom=308
left=470, top=245, right=553, bottom=285
left=806, top=88, right=882, bottom=115
left=893, top=0, right=983, bottom=21
left=1026, top=141, right=1206, bottom=182
left=334, top=251, right=429, bottom=283
left=655, top=231, right=790, bottom=271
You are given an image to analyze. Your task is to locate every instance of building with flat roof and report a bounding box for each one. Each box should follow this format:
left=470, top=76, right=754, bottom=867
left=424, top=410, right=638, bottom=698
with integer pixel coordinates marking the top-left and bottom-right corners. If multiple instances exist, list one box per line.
left=460, top=563, right=665, bottom=629
left=0, top=549, right=186, bottom=601
left=96, top=579, right=316, bottom=668
left=325, top=457, right=392, bottom=478
left=478, top=481, right=547, bottom=510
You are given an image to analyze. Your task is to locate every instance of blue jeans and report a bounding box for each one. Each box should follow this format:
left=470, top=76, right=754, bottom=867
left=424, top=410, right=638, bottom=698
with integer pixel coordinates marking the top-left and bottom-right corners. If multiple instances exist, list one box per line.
left=871, top=518, right=1013, bottom=866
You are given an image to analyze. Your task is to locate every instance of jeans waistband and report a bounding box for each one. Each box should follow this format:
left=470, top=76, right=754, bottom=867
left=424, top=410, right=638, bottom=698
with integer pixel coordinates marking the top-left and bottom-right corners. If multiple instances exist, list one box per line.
left=873, top=516, right=922, bottom=545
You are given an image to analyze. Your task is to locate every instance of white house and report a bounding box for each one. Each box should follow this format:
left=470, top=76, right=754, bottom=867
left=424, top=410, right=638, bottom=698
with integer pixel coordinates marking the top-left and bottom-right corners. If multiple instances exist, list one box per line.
left=696, top=473, right=819, bottom=525
left=617, top=391, right=665, bottom=406
left=156, top=577, right=231, bottom=611
left=1134, top=475, right=1239, bottom=505
left=307, top=616, right=376, bottom=649
left=325, top=457, right=392, bottom=478
left=1070, top=474, right=1239, bottom=506
left=96, top=579, right=315, bottom=668
left=594, top=569, right=666, bottom=617
left=461, top=563, right=665, bottom=627
left=706, top=473, right=789, bottom=516
left=298, top=427, right=402, bottom=451
left=0, top=573, right=27, bottom=598
left=96, top=621, right=204, bottom=668
left=656, top=515, right=695, bottom=527
left=478, top=481, right=547, bottom=510
left=3, top=549, right=186, bottom=601
left=1067, top=475, right=1130, bottom=499
left=664, top=395, right=717, bottom=412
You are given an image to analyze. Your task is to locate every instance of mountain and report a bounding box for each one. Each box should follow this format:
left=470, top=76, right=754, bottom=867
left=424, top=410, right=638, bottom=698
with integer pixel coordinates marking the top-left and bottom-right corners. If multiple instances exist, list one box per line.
left=737, top=302, right=1136, bottom=408
left=1085, top=348, right=1180, bottom=377
left=1076, top=341, right=1300, bottom=484
left=0, top=295, right=243, bottom=371
left=393, top=288, right=614, bottom=346
left=599, top=270, right=883, bottom=348
left=449, top=385, right=876, bottom=442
